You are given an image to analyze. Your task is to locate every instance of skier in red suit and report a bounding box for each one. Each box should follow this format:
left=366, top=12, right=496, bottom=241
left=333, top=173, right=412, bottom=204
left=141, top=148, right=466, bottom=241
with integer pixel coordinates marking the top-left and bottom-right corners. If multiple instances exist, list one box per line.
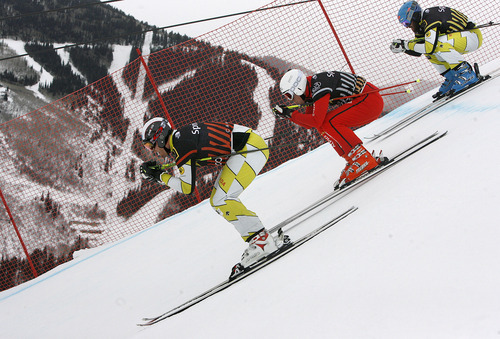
left=273, top=69, right=386, bottom=189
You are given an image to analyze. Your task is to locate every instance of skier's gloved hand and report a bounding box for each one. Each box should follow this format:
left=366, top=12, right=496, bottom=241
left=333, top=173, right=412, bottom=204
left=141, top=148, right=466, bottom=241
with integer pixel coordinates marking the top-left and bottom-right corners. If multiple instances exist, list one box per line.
left=390, top=39, right=408, bottom=53
left=272, top=105, right=292, bottom=119
left=140, top=160, right=164, bottom=184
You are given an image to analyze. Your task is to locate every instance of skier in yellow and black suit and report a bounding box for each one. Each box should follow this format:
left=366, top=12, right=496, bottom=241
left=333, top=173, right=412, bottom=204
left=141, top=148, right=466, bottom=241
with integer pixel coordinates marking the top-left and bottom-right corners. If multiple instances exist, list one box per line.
left=391, top=1, right=483, bottom=98
left=139, top=118, right=282, bottom=270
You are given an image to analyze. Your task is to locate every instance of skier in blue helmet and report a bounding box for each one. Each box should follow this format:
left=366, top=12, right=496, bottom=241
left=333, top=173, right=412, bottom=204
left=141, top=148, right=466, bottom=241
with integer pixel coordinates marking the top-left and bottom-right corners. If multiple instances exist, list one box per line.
left=391, top=1, right=483, bottom=99
left=397, top=0, right=422, bottom=28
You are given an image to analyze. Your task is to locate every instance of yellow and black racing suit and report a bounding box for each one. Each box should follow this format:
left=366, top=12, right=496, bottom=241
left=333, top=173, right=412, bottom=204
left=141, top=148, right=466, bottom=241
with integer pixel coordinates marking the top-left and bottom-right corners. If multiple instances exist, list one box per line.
left=160, top=122, right=270, bottom=241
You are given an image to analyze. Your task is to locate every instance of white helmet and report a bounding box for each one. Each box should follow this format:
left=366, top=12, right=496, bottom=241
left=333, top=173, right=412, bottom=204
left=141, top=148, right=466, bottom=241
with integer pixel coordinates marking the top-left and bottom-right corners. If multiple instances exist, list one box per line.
left=140, top=117, right=172, bottom=150
left=280, top=69, right=307, bottom=100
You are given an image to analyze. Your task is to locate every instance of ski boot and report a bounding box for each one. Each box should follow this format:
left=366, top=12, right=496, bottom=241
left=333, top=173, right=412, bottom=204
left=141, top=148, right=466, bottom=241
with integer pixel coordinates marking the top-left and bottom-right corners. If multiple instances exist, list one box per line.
left=448, top=61, right=479, bottom=96
left=336, top=144, right=385, bottom=189
left=230, top=228, right=280, bottom=279
left=432, top=68, right=457, bottom=101
left=334, top=155, right=352, bottom=190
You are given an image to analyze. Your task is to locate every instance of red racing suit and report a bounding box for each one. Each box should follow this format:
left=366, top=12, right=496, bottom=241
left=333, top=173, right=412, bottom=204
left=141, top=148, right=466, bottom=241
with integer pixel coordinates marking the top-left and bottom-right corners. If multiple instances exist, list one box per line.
left=290, top=71, right=384, bottom=156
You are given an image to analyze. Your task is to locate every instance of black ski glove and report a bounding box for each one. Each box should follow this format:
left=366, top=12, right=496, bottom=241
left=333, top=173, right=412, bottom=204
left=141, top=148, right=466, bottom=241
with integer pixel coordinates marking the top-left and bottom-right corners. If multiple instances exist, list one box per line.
left=272, top=104, right=292, bottom=119
left=140, top=160, right=164, bottom=184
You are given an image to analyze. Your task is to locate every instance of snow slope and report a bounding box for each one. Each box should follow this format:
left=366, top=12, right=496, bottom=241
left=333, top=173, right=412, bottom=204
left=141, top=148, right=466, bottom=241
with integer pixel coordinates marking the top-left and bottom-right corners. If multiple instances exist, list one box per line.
left=1, top=59, right=500, bottom=339
left=1, top=35, right=144, bottom=105
left=2, top=39, right=54, bottom=102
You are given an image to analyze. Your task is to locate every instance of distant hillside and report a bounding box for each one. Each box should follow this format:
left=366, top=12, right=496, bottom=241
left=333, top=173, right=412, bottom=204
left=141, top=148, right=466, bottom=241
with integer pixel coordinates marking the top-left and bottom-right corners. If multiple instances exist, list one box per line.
left=1, top=0, right=149, bottom=44
left=0, top=0, right=192, bottom=100
left=0, top=1, right=320, bottom=291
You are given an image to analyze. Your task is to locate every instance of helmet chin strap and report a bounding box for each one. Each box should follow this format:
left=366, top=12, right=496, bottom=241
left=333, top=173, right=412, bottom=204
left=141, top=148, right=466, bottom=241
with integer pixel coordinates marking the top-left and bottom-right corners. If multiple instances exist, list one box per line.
left=163, top=133, right=172, bottom=155
left=301, top=81, right=311, bottom=101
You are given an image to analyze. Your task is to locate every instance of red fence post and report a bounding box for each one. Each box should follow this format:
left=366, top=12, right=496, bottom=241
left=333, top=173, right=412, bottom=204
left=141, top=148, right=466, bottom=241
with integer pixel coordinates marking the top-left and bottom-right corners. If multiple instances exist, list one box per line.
left=136, top=49, right=203, bottom=203
left=136, top=48, right=175, bottom=128
left=0, top=187, right=38, bottom=278
left=316, top=0, right=355, bottom=74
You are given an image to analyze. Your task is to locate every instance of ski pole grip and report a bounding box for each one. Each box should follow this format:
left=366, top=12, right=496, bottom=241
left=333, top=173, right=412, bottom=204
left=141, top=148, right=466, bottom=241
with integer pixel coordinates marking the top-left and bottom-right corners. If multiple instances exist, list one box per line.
left=160, top=163, right=176, bottom=169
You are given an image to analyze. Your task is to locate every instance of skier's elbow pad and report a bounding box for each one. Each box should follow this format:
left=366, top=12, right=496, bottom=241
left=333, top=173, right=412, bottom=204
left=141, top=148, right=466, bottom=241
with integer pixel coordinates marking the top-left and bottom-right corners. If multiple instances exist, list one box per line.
left=162, top=174, right=193, bottom=194
left=181, top=182, right=194, bottom=195
left=160, top=172, right=171, bottom=185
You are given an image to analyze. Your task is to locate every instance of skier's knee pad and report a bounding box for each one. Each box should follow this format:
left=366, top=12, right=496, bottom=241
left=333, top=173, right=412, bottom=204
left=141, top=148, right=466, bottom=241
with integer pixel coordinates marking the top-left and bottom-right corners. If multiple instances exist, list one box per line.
left=211, top=198, right=256, bottom=222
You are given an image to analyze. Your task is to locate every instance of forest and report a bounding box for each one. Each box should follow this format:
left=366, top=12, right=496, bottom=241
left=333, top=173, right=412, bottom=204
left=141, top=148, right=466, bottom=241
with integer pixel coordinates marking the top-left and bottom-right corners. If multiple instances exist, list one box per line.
left=0, top=0, right=192, bottom=97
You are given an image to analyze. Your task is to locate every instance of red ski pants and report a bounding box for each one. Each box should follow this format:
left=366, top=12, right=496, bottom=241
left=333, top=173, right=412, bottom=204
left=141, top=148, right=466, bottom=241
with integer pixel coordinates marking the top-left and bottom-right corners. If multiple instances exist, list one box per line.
left=318, top=83, right=384, bottom=156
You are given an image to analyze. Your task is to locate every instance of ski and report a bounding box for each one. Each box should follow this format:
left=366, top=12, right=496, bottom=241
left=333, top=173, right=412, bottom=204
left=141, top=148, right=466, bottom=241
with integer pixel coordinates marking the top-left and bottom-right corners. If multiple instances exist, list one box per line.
left=337, top=130, right=447, bottom=190
left=366, top=68, right=500, bottom=141
left=137, top=131, right=446, bottom=326
left=269, top=131, right=447, bottom=235
left=137, top=206, right=358, bottom=326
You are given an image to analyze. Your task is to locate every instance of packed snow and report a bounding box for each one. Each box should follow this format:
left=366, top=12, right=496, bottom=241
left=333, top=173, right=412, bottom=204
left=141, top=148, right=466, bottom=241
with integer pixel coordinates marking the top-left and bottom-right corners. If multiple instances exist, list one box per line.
left=1, top=58, right=499, bottom=339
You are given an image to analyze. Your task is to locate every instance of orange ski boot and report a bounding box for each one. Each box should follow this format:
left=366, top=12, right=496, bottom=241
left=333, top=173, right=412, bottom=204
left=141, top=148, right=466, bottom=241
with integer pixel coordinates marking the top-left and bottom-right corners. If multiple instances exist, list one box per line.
left=340, top=144, right=382, bottom=188
left=334, top=155, right=352, bottom=190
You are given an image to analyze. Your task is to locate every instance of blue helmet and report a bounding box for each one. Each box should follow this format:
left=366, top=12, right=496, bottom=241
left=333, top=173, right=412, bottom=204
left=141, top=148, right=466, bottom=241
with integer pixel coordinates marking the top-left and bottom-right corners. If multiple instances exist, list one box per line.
left=398, top=1, right=422, bottom=27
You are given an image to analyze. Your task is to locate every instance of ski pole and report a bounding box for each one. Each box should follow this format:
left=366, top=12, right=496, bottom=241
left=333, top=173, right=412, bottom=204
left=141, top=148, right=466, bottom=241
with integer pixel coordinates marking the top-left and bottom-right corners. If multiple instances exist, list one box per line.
left=411, top=21, right=498, bottom=43
left=286, top=79, right=420, bottom=109
left=157, top=140, right=319, bottom=169
left=475, top=21, right=499, bottom=29
left=380, top=89, right=413, bottom=96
